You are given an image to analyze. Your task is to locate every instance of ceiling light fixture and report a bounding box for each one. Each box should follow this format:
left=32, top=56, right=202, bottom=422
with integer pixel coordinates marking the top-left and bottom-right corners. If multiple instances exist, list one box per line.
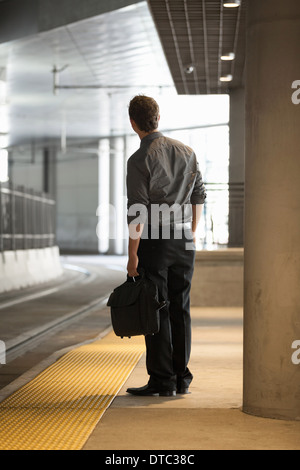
left=223, top=0, right=241, bottom=7
left=184, top=65, right=195, bottom=74
left=221, top=52, right=235, bottom=61
left=220, top=74, right=233, bottom=82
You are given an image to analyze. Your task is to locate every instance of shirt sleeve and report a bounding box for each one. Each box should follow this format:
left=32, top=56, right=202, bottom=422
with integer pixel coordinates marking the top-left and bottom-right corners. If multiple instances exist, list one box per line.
left=126, top=157, right=150, bottom=225
left=190, top=162, right=207, bottom=205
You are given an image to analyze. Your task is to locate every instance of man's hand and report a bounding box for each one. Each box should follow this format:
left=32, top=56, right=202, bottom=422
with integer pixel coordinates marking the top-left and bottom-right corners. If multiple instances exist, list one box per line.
left=127, top=223, right=143, bottom=278
left=127, top=253, right=139, bottom=278
left=192, top=205, right=203, bottom=245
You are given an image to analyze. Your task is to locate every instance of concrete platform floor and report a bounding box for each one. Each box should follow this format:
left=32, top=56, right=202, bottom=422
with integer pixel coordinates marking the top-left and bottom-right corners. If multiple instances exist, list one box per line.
left=83, top=307, right=300, bottom=451
left=1, top=255, right=299, bottom=450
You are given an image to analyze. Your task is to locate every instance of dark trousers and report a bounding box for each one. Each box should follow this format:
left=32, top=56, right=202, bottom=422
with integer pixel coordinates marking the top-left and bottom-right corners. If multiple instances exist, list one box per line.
left=137, top=225, right=196, bottom=391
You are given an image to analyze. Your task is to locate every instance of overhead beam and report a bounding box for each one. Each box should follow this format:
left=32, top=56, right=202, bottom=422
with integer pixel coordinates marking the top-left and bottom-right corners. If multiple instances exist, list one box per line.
left=0, top=0, right=144, bottom=43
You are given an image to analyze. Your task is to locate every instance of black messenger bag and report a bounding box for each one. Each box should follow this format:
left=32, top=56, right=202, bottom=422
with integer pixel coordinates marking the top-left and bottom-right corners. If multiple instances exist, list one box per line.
left=107, top=270, right=165, bottom=338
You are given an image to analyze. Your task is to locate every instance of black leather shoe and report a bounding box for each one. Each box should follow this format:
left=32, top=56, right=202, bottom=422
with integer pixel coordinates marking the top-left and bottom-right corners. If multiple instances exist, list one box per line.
left=177, top=387, right=191, bottom=394
left=126, top=384, right=176, bottom=397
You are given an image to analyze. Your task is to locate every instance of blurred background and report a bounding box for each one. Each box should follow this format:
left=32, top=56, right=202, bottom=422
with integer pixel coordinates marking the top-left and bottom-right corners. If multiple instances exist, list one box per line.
left=0, top=0, right=245, bottom=258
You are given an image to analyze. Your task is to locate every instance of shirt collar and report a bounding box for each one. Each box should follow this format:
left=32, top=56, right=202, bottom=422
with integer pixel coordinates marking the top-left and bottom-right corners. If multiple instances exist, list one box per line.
left=140, top=131, right=163, bottom=147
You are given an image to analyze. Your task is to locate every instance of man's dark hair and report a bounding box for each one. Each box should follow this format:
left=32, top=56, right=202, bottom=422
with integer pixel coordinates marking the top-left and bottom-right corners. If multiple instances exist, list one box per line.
left=128, top=95, right=160, bottom=132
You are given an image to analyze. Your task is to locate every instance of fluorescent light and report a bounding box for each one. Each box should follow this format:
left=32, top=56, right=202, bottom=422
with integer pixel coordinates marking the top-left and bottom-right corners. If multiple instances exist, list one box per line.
left=220, top=75, right=233, bottom=82
left=221, top=52, right=235, bottom=61
left=224, top=0, right=241, bottom=7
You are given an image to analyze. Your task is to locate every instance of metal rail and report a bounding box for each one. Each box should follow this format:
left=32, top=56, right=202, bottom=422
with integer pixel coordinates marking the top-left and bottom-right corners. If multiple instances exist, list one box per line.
left=0, top=182, right=56, bottom=252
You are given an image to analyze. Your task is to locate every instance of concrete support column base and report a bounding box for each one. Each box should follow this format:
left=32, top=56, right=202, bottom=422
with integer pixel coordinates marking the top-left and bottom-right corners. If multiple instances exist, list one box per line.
left=243, top=0, right=300, bottom=421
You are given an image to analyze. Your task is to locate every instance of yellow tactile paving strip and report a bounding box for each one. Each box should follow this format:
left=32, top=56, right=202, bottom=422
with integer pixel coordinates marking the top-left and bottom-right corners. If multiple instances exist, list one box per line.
left=0, top=332, right=145, bottom=450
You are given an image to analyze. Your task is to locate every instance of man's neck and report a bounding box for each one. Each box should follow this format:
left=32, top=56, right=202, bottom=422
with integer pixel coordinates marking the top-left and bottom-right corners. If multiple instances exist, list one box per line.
left=137, top=129, right=159, bottom=140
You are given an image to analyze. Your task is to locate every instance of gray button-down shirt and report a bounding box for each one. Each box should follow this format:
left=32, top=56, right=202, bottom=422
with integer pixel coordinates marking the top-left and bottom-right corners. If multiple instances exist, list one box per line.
left=126, top=132, right=206, bottom=226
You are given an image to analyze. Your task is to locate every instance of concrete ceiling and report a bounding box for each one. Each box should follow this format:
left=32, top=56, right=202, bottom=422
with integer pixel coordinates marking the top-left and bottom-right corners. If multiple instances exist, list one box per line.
left=0, top=0, right=238, bottom=149
left=0, top=2, right=174, bottom=148
left=147, top=0, right=246, bottom=94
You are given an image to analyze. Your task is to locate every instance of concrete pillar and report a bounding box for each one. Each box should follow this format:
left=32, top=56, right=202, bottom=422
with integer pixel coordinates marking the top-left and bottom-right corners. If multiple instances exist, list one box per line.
left=229, top=87, right=245, bottom=248
left=98, top=139, right=110, bottom=254
left=243, top=0, right=300, bottom=420
left=108, top=137, right=125, bottom=255
left=123, top=135, right=131, bottom=256
left=43, top=147, right=57, bottom=198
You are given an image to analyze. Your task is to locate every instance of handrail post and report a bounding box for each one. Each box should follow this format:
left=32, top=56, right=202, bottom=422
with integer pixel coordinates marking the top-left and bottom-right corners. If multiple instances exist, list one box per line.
left=21, top=186, right=27, bottom=250
left=10, top=182, right=16, bottom=252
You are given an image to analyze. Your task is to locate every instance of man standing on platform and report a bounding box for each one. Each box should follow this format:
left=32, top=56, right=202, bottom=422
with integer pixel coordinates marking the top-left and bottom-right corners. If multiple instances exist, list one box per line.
left=126, top=95, right=206, bottom=397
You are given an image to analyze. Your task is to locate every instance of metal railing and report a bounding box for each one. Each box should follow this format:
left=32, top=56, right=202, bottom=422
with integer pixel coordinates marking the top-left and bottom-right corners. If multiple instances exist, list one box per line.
left=0, top=182, right=56, bottom=252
